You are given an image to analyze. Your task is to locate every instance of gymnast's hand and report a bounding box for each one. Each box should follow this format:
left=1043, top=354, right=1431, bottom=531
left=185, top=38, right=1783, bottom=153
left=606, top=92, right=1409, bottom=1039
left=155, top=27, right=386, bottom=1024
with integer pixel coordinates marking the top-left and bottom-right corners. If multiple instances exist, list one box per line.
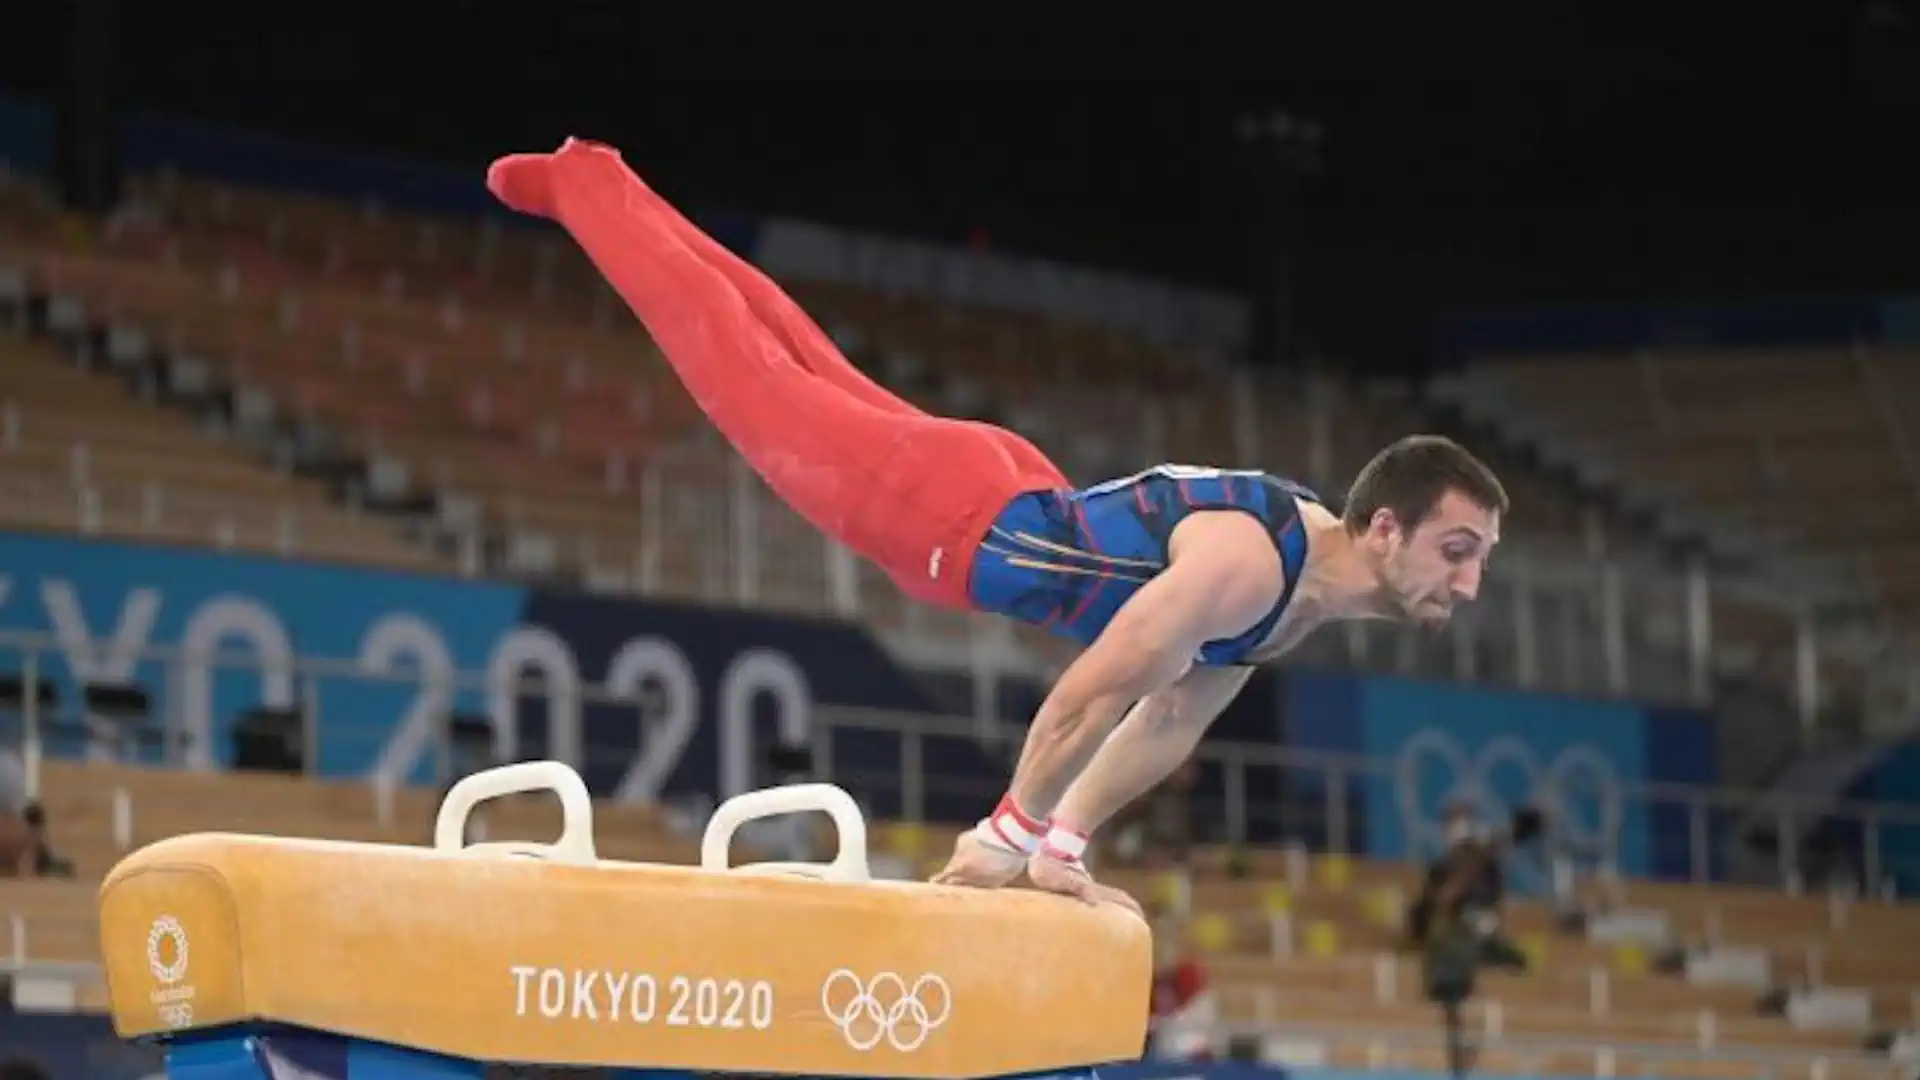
left=929, top=827, right=1028, bottom=889
left=1026, top=851, right=1146, bottom=918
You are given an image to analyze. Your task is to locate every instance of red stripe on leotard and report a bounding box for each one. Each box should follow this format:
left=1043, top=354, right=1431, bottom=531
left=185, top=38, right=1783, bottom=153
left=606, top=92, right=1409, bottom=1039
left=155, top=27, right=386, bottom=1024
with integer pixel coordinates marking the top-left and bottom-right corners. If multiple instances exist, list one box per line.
left=1062, top=501, right=1114, bottom=627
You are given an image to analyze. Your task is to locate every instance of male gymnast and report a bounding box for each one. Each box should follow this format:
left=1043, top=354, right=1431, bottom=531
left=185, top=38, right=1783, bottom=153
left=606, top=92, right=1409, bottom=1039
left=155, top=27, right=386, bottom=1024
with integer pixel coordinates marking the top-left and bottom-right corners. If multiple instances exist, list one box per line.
left=486, top=138, right=1509, bottom=911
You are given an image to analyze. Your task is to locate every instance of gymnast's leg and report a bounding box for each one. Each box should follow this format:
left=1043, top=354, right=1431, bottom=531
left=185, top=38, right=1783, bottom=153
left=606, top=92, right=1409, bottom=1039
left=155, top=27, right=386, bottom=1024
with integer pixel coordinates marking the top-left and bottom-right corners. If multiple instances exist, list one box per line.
left=486, top=139, right=1065, bottom=603
left=628, top=158, right=1074, bottom=486
left=498, top=138, right=1068, bottom=487
left=615, top=161, right=924, bottom=419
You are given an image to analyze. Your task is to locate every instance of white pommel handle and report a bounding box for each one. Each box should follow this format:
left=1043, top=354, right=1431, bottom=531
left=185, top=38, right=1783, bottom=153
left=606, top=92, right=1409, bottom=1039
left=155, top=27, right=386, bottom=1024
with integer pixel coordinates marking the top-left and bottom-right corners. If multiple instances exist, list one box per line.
left=434, top=760, right=598, bottom=866
left=700, top=782, right=870, bottom=883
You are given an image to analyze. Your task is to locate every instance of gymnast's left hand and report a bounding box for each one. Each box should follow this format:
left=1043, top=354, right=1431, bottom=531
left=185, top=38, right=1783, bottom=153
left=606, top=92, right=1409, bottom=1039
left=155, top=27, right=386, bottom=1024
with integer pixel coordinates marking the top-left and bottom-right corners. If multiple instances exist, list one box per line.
left=1026, top=852, right=1145, bottom=918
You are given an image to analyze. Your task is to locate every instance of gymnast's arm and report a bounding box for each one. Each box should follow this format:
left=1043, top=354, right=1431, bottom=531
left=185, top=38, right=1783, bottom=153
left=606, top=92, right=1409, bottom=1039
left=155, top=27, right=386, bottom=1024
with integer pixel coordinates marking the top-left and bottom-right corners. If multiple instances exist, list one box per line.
left=1046, top=663, right=1254, bottom=838
left=1002, top=512, right=1282, bottom=819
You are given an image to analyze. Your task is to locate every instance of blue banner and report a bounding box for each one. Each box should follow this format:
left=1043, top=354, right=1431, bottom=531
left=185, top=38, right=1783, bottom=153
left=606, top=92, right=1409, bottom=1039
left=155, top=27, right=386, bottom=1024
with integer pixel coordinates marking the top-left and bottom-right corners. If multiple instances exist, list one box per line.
left=0, top=531, right=525, bottom=782
left=0, top=530, right=945, bottom=808
left=513, top=587, right=954, bottom=814
left=1284, top=673, right=1719, bottom=879
left=1360, top=677, right=1653, bottom=873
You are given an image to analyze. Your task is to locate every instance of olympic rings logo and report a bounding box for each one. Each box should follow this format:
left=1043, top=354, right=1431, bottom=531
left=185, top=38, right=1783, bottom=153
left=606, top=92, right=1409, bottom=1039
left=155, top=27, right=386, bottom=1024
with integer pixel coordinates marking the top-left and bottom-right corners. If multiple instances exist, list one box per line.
left=820, top=969, right=952, bottom=1052
left=1394, top=729, right=1623, bottom=856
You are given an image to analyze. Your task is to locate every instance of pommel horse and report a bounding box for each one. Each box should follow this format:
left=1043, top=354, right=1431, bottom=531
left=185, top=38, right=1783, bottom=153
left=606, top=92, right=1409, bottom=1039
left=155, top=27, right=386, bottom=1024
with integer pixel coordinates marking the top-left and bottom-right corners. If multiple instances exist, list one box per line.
left=95, top=761, right=1152, bottom=1079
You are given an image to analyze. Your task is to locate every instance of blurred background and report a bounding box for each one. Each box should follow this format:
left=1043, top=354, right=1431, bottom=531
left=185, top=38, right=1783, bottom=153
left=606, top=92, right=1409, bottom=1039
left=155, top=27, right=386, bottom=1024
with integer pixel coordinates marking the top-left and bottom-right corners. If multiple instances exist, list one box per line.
left=4, top=3, right=1920, bottom=1079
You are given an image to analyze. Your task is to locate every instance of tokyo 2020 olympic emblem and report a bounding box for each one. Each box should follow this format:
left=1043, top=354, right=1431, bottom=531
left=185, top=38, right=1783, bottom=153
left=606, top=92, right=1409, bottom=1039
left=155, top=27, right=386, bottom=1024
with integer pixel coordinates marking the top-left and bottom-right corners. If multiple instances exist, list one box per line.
left=146, top=915, right=189, bottom=985
left=820, top=969, right=952, bottom=1052
left=1394, top=727, right=1623, bottom=857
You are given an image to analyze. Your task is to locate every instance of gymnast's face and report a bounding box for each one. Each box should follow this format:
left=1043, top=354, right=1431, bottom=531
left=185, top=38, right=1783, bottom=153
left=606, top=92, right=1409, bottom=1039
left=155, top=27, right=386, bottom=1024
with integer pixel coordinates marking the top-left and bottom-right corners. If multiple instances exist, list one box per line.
left=1374, top=490, right=1499, bottom=626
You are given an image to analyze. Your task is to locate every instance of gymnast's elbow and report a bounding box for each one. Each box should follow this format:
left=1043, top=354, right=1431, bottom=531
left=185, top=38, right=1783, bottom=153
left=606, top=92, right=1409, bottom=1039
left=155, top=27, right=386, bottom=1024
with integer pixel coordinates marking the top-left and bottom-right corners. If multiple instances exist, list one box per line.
left=1083, top=609, right=1202, bottom=703
left=1031, top=626, right=1169, bottom=737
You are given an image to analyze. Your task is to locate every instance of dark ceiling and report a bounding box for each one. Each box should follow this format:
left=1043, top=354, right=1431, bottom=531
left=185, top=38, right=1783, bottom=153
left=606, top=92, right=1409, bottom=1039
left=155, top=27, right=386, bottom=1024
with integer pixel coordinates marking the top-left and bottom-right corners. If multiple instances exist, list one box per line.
left=4, top=1, right=1916, bottom=363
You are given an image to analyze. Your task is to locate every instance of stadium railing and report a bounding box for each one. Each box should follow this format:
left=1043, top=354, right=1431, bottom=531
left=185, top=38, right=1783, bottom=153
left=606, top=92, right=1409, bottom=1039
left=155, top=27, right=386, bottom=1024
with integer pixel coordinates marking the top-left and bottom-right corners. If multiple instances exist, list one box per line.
left=0, top=426, right=1878, bottom=730
left=1, top=631, right=1913, bottom=893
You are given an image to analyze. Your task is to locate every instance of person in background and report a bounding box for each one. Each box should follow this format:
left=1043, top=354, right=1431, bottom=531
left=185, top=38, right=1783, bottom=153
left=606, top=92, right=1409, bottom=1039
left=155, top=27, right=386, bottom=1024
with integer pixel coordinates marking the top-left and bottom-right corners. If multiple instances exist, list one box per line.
left=0, top=745, right=70, bottom=878
left=1408, top=800, right=1535, bottom=972
left=1146, top=915, right=1218, bottom=1061
left=0, top=812, right=28, bottom=877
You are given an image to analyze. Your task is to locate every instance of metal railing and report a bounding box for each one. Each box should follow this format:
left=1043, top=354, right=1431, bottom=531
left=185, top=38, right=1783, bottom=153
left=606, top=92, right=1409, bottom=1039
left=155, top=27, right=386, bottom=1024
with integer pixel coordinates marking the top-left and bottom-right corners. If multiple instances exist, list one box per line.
left=459, top=392, right=1920, bottom=734
left=0, top=424, right=1893, bottom=731
left=4, top=631, right=1919, bottom=896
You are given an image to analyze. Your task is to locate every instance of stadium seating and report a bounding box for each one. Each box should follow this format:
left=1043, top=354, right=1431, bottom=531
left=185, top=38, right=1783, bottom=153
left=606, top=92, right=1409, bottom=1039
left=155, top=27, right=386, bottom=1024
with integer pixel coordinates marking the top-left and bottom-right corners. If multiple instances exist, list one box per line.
left=4, top=761, right=1913, bottom=1079
left=0, top=331, right=442, bottom=571
left=0, top=160, right=1911, bottom=1077
left=1456, top=349, right=1918, bottom=602
left=4, top=110, right=1918, bottom=1080
left=0, top=166, right=1870, bottom=713
left=1451, top=348, right=1918, bottom=686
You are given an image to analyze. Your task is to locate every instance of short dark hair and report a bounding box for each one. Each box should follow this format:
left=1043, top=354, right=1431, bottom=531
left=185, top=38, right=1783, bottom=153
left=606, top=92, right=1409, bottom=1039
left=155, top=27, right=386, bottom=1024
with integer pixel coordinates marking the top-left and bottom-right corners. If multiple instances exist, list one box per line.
left=1342, top=435, right=1508, bottom=535
left=0, top=1059, right=53, bottom=1080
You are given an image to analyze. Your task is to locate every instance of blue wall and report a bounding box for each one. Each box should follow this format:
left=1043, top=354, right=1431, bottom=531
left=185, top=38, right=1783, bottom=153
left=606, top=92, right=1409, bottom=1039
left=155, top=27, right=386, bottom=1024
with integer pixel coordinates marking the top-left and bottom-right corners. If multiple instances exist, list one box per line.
left=0, top=1013, right=163, bottom=1080
left=0, top=95, right=54, bottom=175
left=116, top=110, right=763, bottom=256
left=0, top=531, right=525, bottom=783
left=1360, top=678, right=1654, bottom=874
left=1286, top=673, right=1720, bottom=881
left=1844, top=739, right=1920, bottom=894
left=1438, top=294, right=1893, bottom=361
left=0, top=91, right=761, bottom=251
left=0, top=530, right=931, bottom=813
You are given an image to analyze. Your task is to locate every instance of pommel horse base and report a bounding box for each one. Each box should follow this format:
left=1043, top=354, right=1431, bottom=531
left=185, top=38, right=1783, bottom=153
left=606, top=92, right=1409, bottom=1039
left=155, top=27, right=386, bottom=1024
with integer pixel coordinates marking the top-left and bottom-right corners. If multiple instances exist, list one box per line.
left=96, top=761, right=1151, bottom=1079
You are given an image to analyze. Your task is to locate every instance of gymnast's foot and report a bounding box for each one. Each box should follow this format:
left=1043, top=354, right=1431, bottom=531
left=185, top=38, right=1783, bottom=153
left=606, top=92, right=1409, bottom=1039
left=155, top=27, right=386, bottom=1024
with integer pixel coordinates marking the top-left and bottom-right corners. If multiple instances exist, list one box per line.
left=486, top=137, right=623, bottom=220
left=486, top=151, right=559, bottom=219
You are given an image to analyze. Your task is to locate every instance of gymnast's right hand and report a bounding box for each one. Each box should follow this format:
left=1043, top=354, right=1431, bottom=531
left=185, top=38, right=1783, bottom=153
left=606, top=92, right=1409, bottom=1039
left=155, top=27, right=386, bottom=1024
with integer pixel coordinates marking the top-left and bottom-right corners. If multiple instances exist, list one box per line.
left=929, top=827, right=1028, bottom=889
left=1026, top=850, right=1147, bottom=918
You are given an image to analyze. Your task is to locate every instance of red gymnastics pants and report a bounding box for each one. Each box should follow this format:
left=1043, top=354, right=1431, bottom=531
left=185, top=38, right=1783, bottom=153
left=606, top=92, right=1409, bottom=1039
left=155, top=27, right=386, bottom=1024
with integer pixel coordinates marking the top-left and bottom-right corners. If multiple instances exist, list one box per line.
left=487, top=138, right=1069, bottom=609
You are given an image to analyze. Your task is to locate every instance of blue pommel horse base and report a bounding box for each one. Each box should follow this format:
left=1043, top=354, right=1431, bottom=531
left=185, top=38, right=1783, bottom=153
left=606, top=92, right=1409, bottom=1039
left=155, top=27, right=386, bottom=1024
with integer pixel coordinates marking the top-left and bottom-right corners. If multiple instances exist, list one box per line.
left=95, top=762, right=1150, bottom=1080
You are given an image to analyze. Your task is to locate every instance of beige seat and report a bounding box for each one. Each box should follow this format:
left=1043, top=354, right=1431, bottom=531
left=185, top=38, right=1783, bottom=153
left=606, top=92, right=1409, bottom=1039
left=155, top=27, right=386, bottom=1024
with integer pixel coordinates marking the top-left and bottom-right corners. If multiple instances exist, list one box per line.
left=0, top=333, right=441, bottom=570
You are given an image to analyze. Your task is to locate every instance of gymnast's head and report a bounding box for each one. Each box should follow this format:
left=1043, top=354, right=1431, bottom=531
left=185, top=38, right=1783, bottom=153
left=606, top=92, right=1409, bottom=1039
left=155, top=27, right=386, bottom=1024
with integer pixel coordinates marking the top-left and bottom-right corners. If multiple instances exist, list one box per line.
left=1342, top=435, right=1507, bottom=626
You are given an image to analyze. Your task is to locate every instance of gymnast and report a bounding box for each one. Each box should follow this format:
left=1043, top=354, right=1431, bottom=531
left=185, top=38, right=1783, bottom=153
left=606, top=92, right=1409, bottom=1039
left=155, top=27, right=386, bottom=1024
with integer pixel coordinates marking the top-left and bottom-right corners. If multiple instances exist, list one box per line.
left=487, top=138, right=1507, bottom=911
